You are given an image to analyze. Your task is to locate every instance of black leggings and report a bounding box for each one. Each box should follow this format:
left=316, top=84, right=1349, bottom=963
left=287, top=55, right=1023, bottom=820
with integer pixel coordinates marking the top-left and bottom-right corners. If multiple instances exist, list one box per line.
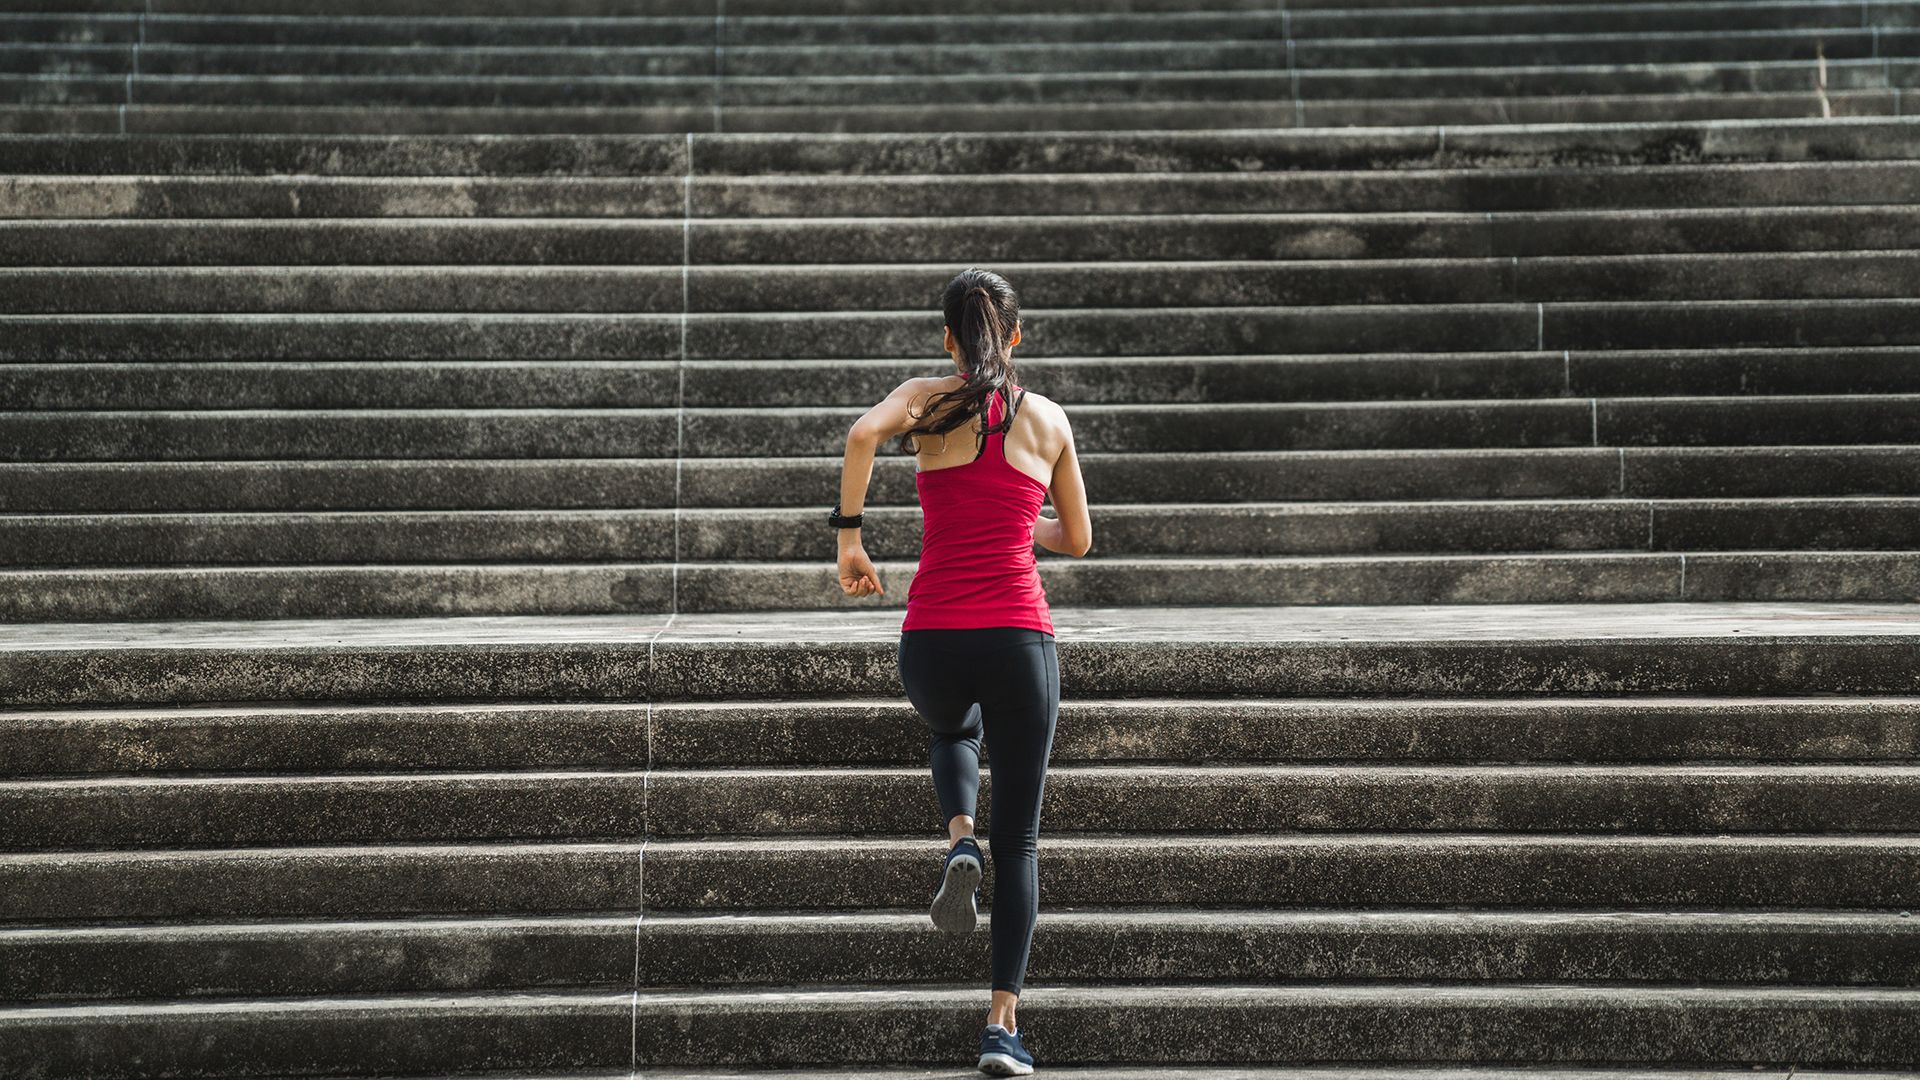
left=897, top=626, right=1061, bottom=996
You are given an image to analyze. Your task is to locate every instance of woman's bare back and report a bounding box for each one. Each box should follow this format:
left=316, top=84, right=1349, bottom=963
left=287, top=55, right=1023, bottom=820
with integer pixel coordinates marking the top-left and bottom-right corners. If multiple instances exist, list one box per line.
left=907, top=374, right=1066, bottom=490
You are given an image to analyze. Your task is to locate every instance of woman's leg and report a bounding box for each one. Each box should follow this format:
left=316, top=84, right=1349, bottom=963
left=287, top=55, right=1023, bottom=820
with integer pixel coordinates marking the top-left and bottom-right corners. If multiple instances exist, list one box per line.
left=898, top=631, right=984, bottom=840
left=974, top=629, right=1061, bottom=1029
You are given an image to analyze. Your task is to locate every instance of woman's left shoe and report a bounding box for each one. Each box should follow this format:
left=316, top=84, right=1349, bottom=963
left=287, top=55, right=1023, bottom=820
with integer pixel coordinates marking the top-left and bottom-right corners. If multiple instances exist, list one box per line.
left=978, top=1022, right=1035, bottom=1076
left=930, top=835, right=984, bottom=933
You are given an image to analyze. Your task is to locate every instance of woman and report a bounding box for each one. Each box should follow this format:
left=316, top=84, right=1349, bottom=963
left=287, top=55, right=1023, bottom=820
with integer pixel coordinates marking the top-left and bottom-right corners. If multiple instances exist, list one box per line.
left=831, top=267, right=1093, bottom=1076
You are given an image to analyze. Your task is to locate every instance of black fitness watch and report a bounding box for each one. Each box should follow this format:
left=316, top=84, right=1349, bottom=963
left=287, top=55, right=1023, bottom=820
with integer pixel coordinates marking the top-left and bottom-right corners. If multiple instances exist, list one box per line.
left=827, top=505, right=864, bottom=529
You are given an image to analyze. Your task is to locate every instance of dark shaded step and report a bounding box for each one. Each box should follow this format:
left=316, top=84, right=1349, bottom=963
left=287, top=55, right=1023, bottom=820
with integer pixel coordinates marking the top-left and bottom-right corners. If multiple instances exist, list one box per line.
left=6, top=764, right=1916, bottom=848
left=5, top=910, right=1916, bottom=1001
left=16, top=207, right=1920, bottom=268
left=9, top=696, right=1917, bottom=776
left=7, top=834, right=1920, bottom=920
left=3, top=119, right=1917, bottom=176
left=6, top=984, right=1920, bottom=1077
left=5, top=93, right=1889, bottom=134
left=8, top=499, right=1920, bottom=568
left=11, top=550, right=1920, bottom=619
left=5, top=447, right=1917, bottom=514
left=13, top=351, right=1920, bottom=410
left=10, top=253, right=1920, bottom=313
left=10, top=396, right=1919, bottom=463
left=9, top=302, right=1920, bottom=361
left=9, top=161, right=1920, bottom=220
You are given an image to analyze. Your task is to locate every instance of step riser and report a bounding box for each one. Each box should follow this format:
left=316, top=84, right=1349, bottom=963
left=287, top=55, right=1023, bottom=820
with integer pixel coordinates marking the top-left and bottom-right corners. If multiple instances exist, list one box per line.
left=2, top=121, right=1916, bottom=176
left=8, top=636, right=1920, bottom=706
left=12, top=352, right=1920, bottom=409
left=9, top=166, right=1918, bottom=219
left=7, top=990, right=1918, bottom=1078
left=11, top=211, right=1920, bottom=266
left=10, top=503, right=1920, bottom=566
left=8, top=914, right=1917, bottom=1000
left=11, top=699, right=1914, bottom=776
left=6, top=769, right=1918, bottom=848
left=3, top=60, right=1910, bottom=100
left=10, top=255, right=1920, bottom=313
left=11, top=552, right=1920, bottom=620
left=5, top=993, right=1920, bottom=1077
left=5, top=838, right=1917, bottom=920
left=7, top=399, right=1916, bottom=462
left=0, top=95, right=1908, bottom=134
left=7, top=70, right=1916, bottom=106
left=9, top=8, right=1916, bottom=46
left=11, top=304, right=1920, bottom=361
left=6, top=449, right=1915, bottom=513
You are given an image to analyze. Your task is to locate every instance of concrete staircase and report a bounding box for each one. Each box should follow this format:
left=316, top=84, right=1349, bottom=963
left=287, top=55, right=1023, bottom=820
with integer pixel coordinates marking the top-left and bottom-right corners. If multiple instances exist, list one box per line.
left=6, top=0, right=1920, bottom=1077
left=5, top=0, right=1919, bottom=133
left=8, top=114, right=1920, bottom=617
left=4, top=604, right=1920, bottom=1075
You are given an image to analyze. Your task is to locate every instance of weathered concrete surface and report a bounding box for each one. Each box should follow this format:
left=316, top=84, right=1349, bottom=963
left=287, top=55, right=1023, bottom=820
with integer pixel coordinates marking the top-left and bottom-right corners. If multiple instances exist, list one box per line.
left=5, top=602, right=1920, bottom=704
left=10, top=695, right=1917, bottom=776
left=7, top=910, right=1918, bottom=1000
left=9, top=763, right=1919, bottom=847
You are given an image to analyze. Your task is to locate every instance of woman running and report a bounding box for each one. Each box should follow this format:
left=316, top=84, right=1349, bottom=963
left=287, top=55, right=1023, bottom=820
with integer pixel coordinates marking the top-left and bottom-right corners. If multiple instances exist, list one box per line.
left=831, top=267, right=1093, bottom=1076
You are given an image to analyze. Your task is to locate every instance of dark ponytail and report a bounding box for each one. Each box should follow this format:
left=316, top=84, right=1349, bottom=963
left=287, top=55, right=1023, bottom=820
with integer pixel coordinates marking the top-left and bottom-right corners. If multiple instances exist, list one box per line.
left=896, top=267, right=1023, bottom=456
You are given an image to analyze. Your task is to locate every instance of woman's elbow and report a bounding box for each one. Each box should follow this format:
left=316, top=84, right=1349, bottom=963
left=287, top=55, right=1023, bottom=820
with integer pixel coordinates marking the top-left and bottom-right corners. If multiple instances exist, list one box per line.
left=846, top=419, right=887, bottom=448
left=1069, top=530, right=1093, bottom=558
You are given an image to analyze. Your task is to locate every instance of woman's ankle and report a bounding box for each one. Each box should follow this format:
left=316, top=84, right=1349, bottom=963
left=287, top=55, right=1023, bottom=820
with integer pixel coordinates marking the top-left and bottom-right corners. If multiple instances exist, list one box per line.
left=947, top=814, right=976, bottom=849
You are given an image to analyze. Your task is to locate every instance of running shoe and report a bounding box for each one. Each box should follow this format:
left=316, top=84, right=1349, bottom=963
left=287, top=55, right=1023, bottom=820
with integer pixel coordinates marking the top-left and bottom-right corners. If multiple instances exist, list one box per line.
left=929, top=835, right=983, bottom=933
left=978, top=1022, right=1034, bottom=1076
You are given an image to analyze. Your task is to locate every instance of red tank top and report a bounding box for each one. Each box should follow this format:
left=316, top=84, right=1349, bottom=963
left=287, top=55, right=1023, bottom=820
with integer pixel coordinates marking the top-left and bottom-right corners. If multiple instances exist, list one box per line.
left=901, top=375, right=1055, bottom=635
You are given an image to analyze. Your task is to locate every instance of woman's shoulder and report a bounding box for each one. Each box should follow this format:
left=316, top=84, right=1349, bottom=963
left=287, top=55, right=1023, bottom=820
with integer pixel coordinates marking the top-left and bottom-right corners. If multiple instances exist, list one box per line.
left=1013, top=388, right=1068, bottom=427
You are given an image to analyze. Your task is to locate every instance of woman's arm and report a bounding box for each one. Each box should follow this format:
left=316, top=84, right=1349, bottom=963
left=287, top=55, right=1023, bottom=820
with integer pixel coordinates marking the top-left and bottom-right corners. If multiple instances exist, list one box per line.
left=836, top=380, right=923, bottom=597
left=1034, top=411, right=1093, bottom=557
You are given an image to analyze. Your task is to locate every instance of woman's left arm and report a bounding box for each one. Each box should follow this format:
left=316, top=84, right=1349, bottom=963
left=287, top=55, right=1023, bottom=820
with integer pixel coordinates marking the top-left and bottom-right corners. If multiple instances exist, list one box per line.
left=836, top=380, right=922, bottom=598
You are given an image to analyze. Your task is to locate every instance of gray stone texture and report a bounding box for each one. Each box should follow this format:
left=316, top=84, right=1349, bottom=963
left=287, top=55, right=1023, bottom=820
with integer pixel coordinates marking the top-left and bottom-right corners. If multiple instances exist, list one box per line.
left=7, top=1, right=1920, bottom=1076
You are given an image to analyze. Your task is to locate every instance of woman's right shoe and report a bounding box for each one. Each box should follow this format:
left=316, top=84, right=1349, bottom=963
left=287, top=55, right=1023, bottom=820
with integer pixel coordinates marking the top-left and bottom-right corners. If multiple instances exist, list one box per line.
left=930, top=835, right=983, bottom=933
left=978, top=1022, right=1035, bottom=1076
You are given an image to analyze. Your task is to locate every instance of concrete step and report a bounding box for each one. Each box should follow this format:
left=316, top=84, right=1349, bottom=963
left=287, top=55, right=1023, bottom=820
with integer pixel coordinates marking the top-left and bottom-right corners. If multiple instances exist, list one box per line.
left=5, top=447, right=1916, bottom=514
left=8, top=397, right=1919, bottom=462
left=4, top=984, right=1919, bottom=1076
left=7, top=160, right=1918, bottom=220
left=11, top=351, right=1920, bottom=410
left=2, top=119, right=1915, bottom=176
left=9, top=550, right=1920, bottom=619
left=11, top=5, right=1912, bottom=48
left=11, top=302, right=1920, bottom=359
left=7, top=764, right=1919, bottom=848
left=11, top=253, right=1920, bottom=313
left=1, top=50, right=1905, bottom=101
left=7, top=834, right=1920, bottom=920
left=5, top=910, right=1916, bottom=1000
left=7, top=18, right=1908, bottom=59
left=7, top=499, right=1920, bottom=567
left=0, top=92, right=1903, bottom=133
left=12, top=207, right=1920, bottom=266
left=9, top=696, right=1915, bottom=776
left=9, top=66, right=1917, bottom=107
left=0, top=353, right=1864, bottom=409
left=4, top=603, right=1918, bottom=707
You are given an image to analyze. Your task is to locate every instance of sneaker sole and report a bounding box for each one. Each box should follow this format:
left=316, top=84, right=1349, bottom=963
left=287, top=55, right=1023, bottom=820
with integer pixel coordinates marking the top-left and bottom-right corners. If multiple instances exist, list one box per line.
left=978, top=1051, right=1034, bottom=1076
left=930, top=850, right=982, bottom=934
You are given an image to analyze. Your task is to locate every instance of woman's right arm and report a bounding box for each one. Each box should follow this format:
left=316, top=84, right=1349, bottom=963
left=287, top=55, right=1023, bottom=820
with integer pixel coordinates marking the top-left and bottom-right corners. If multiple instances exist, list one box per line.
left=1035, top=408, right=1092, bottom=557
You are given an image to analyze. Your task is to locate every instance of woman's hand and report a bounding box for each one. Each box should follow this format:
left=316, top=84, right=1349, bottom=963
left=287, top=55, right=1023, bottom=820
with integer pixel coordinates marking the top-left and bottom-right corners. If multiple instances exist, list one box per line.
left=838, top=543, right=885, bottom=598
